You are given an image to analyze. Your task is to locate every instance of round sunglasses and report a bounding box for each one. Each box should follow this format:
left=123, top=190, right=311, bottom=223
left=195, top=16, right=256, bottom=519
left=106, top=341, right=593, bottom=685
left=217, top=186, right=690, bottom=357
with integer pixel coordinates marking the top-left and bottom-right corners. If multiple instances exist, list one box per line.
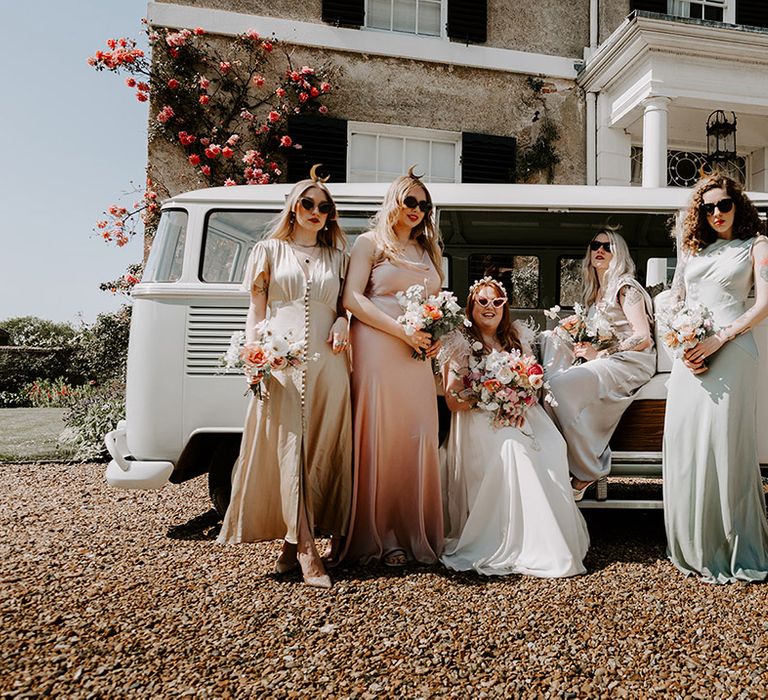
left=700, top=197, right=733, bottom=215
left=299, top=196, right=334, bottom=215
left=475, top=296, right=508, bottom=308
left=590, top=241, right=612, bottom=253
left=403, top=195, right=433, bottom=213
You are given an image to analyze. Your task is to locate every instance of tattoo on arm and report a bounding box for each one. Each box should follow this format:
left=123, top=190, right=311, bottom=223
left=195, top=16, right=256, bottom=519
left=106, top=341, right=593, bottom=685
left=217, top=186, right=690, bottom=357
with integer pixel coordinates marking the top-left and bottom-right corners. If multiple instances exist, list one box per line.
left=604, top=334, right=646, bottom=355
left=622, top=286, right=643, bottom=306
left=251, top=281, right=268, bottom=295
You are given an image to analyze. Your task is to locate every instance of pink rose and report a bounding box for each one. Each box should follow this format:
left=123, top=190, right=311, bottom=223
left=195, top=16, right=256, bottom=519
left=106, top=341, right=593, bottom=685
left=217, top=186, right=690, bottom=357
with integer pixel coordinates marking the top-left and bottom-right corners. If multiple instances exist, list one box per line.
left=193, top=27, right=205, bottom=35
left=321, top=82, right=331, bottom=93
left=221, top=146, right=234, bottom=158
left=252, top=75, right=265, bottom=87
left=280, top=135, right=292, bottom=147
left=199, top=76, right=210, bottom=89
left=167, top=78, right=180, bottom=89
left=188, top=154, right=201, bottom=166
left=200, top=165, right=211, bottom=176
left=276, top=87, right=286, bottom=98
left=318, top=105, right=328, bottom=114
left=224, top=178, right=236, bottom=186
left=125, top=77, right=136, bottom=88
left=199, top=94, right=210, bottom=105
left=268, top=111, right=280, bottom=123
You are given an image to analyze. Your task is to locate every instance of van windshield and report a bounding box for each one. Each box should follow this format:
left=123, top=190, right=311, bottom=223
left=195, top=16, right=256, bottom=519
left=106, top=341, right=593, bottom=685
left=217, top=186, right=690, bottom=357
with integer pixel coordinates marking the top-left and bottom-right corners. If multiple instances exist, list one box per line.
left=201, top=209, right=375, bottom=283
left=143, top=209, right=188, bottom=282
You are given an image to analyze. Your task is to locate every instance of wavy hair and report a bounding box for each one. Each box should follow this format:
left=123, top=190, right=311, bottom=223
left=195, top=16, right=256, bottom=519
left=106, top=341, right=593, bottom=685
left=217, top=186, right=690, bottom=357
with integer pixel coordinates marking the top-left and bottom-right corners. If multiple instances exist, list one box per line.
left=370, top=174, right=444, bottom=283
left=580, top=227, right=637, bottom=306
left=266, top=179, right=346, bottom=249
left=465, top=279, right=522, bottom=354
left=681, top=174, right=763, bottom=254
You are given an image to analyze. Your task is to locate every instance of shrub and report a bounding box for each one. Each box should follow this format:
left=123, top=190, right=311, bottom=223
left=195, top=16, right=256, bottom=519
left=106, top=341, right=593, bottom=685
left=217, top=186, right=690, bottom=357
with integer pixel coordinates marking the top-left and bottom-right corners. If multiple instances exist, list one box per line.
left=74, top=305, right=132, bottom=383
left=0, top=316, right=77, bottom=348
left=62, top=380, right=126, bottom=461
left=22, top=378, right=80, bottom=408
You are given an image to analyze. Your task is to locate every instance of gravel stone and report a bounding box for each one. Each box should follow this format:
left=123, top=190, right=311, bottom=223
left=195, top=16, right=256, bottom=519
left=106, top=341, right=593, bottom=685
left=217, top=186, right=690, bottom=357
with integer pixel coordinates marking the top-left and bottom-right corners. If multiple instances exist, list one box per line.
left=2, top=463, right=768, bottom=698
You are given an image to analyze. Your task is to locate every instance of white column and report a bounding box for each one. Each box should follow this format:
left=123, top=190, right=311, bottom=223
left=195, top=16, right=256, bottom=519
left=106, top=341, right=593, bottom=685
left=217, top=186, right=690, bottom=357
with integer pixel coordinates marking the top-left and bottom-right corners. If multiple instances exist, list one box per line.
left=641, top=96, right=671, bottom=188
left=596, top=93, right=632, bottom=186
left=586, top=91, right=597, bottom=186
left=750, top=147, right=768, bottom=191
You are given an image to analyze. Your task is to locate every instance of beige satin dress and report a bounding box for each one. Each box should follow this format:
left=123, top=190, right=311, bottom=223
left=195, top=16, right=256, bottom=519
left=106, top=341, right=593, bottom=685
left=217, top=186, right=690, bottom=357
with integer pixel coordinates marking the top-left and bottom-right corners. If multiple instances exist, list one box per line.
left=343, top=247, right=444, bottom=564
left=218, top=239, right=352, bottom=544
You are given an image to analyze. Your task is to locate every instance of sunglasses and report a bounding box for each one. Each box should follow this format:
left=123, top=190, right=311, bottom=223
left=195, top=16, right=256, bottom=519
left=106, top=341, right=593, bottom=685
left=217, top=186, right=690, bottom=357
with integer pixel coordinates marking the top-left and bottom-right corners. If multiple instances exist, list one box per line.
left=403, top=195, right=432, bottom=213
left=299, top=197, right=334, bottom=215
left=700, top=198, right=734, bottom=215
left=590, top=241, right=612, bottom=253
left=475, top=296, right=507, bottom=308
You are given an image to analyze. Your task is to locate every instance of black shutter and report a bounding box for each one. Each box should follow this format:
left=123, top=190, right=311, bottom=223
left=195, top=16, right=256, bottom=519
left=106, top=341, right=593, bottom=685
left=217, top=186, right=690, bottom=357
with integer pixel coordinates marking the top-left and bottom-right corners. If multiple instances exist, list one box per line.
left=322, top=0, right=364, bottom=27
left=629, top=0, right=667, bottom=12
left=447, top=0, right=487, bottom=44
left=286, top=116, right=348, bottom=183
left=461, top=133, right=516, bottom=184
left=737, top=0, right=768, bottom=28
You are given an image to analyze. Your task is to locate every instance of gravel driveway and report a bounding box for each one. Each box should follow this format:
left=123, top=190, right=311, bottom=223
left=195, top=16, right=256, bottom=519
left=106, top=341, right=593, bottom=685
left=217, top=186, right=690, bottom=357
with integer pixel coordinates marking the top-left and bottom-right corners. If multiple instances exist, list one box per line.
left=2, top=462, right=768, bottom=698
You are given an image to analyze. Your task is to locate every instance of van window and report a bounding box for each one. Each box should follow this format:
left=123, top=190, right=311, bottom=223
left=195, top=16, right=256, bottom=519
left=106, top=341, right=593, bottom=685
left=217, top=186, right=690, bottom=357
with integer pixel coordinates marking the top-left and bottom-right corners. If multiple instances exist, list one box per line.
left=143, top=209, right=187, bottom=282
left=558, top=257, right=582, bottom=307
left=468, top=254, right=539, bottom=308
left=201, top=209, right=376, bottom=283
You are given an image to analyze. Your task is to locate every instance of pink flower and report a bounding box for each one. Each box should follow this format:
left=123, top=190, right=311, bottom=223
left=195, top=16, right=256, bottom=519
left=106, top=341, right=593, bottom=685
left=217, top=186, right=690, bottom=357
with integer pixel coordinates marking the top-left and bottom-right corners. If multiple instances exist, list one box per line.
left=318, top=105, right=328, bottom=114
left=252, top=75, right=265, bottom=87
left=290, top=71, right=300, bottom=82
left=310, top=87, right=320, bottom=98
left=136, top=92, right=148, bottom=102
left=204, top=144, right=221, bottom=158
left=219, top=61, right=231, bottom=73
left=201, top=165, right=211, bottom=176
left=268, top=111, right=280, bottom=123
left=107, top=39, right=117, bottom=49
left=200, top=137, right=210, bottom=146
left=124, top=273, right=140, bottom=285
left=87, top=57, right=97, bottom=66
left=224, top=178, right=236, bottom=186
left=268, top=161, right=279, bottom=171
left=188, top=154, right=201, bottom=165
left=226, top=134, right=240, bottom=146
left=137, top=82, right=150, bottom=92
left=299, top=92, right=309, bottom=103
left=125, top=77, right=136, bottom=88
left=221, top=146, right=234, bottom=158
left=156, top=105, right=175, bottom=123
left=246, top=29, right=260, bottom=40
left=321, top=82, right=331, bottom=93
left=198, top=76, right=210, bottom=89
left=280, top=135, right=292, bottom=147
left=276, top=87, right=286, bottom=98
left=300, top=66, right=315, bottom=75
left=169, top=47, right=179, bottom=58
left=199, top=94, right=210, bottom=105
left=193, top=27, right=205, bottom=35
left=240, top=109, right=254, bottom=121
left=167, top=78, right=180, bottom=89
left=262, top=41, right=273, bottom=52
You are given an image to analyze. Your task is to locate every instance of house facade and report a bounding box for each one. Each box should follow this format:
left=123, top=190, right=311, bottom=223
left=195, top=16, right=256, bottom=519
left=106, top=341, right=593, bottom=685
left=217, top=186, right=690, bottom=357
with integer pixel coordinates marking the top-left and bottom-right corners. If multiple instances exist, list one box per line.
left=147, top=0, right=768, bottom=190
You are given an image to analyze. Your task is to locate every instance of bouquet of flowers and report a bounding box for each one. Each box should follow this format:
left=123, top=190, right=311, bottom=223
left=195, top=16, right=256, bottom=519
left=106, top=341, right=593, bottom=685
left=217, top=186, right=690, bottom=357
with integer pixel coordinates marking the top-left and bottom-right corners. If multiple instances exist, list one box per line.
left=545, top=303, right=617, bottom=363
left=657, top=302, right=716, bottom=358
left=396, top=285, right=469, bottom=359
left=459, top=348, right=548, bottom=429
left=221, top=322, right=311, bottom=398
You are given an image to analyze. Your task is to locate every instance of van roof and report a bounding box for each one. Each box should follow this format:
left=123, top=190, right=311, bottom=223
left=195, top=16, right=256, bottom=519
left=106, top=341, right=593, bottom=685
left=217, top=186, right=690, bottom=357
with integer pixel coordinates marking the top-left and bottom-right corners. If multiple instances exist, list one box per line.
left=166, top=183, right=768, bottom=211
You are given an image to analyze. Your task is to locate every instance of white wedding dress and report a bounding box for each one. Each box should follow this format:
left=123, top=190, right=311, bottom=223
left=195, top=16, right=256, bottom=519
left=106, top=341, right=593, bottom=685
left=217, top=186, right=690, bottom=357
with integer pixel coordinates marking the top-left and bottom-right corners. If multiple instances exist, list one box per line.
left=439, top=330, right=590, bottom=578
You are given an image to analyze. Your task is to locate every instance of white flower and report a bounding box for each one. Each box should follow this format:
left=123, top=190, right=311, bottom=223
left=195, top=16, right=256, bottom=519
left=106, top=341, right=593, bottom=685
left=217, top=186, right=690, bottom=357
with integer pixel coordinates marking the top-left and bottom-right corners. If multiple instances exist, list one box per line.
left=471, top=341, right=484, bottom=352
left=544, top=305, right=561, bottom=320
left=495, top=366, right=513, bottom=384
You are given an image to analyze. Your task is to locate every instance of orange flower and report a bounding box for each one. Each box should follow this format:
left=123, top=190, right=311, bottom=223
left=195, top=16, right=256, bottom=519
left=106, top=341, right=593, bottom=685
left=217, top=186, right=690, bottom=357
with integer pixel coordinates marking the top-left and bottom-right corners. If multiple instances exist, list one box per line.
left=423, top=303, right=443, bottom=320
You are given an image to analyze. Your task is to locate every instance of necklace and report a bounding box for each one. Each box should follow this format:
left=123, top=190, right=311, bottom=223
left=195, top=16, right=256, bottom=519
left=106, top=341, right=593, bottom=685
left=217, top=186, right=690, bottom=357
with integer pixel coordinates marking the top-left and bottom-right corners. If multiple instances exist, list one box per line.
left=289, top=239, right=321, bottom=265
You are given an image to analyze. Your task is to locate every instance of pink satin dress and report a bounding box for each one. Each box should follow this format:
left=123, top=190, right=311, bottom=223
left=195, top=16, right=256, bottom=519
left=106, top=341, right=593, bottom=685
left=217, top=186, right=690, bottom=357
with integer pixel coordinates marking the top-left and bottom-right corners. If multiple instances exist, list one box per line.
left=343, top=248, right=444, bottom=564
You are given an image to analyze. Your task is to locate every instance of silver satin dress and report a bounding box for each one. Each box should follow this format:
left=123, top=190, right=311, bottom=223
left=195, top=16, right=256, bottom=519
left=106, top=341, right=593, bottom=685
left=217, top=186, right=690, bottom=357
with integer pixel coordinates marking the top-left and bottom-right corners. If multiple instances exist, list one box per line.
left=540, top=276, right=656, bottom=482
left=664, top=236, right=768, bottom=583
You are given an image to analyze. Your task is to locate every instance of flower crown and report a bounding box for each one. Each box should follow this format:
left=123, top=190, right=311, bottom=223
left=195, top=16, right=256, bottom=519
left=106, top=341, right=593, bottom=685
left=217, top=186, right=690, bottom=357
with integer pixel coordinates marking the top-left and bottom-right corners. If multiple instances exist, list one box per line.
left=469, top=276, right=507, bottom=297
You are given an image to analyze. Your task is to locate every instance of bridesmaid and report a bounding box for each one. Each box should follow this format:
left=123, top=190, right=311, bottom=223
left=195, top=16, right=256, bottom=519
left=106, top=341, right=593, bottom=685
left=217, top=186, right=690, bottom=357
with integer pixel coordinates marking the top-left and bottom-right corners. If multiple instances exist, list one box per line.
left=664, top=174, right=768, bottom=583
left=541, top=229, right=656, bottom=500
left=342, top=168, right=444, bottom=566
left=218, top=169, right=352, bottom=589
left=439, top=278, right=589, bottom=578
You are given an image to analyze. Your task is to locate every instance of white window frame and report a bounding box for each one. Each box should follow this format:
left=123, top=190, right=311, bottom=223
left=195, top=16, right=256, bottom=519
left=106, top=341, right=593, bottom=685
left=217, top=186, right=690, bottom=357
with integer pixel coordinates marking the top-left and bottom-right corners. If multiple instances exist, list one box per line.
left=347, top=121, right=462, bottom=183
left=363, top=0, right=448, bottom=39
left=668, top=0, right=735, bottom=23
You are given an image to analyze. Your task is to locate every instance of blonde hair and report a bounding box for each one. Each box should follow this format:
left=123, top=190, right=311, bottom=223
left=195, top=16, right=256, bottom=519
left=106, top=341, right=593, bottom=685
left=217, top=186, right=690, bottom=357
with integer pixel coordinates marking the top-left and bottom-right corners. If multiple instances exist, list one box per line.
left=370, top=174, right=444, bottom=282
left=580, top=227, right=637, bottom=306
left=266, top=179, right=346, bottom=249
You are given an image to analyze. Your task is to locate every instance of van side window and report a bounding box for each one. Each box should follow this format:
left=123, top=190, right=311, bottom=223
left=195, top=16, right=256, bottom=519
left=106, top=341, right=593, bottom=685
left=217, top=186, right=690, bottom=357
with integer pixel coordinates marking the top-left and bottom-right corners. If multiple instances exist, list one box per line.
left=468, top=254, right=539, bottom=308
left=558, top=257, right=582, bottom=307
left=201, top=211, right=277, bottom=283
left=143, top=210, right=188, bottom=282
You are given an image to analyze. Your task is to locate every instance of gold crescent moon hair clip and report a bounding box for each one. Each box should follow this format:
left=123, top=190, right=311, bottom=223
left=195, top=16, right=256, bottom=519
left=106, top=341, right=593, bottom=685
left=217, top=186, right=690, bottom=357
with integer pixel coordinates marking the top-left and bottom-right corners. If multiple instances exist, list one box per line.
left=310, top=163, right=331, bottom=183
left=407, top=164, right=424, bottom=180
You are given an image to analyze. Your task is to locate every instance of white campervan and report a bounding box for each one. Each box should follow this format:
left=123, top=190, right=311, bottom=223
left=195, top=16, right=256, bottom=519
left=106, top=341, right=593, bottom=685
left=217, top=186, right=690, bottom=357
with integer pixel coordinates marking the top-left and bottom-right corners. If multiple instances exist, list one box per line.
left=105, top=183, right=768, bottom=512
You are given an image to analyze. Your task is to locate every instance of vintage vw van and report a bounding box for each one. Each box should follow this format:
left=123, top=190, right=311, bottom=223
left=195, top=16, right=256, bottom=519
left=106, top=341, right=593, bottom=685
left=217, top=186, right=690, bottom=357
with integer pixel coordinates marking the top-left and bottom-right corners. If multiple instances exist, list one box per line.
left=105, top=183, right=768, bottom=512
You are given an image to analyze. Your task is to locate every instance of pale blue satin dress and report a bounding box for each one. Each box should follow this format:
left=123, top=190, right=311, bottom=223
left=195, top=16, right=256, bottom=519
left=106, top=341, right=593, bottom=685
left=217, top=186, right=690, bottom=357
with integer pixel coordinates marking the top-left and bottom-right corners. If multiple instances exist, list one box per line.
left=663, top=236, right=768, bottom=583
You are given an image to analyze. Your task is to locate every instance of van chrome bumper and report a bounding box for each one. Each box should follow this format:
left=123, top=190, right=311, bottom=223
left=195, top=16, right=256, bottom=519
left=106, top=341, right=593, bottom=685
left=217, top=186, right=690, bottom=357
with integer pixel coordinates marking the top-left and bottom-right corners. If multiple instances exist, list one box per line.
left=104, top=420, right=173, bottom=490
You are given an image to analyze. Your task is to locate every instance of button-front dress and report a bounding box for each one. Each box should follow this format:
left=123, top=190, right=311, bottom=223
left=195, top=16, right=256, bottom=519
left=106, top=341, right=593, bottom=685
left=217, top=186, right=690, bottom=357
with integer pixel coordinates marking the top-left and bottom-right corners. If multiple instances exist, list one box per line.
left=664, top=235, right=768, bottom=583
left=540, top=276, right=656, bottom=482
left=218, top=239, right=352, bottom=545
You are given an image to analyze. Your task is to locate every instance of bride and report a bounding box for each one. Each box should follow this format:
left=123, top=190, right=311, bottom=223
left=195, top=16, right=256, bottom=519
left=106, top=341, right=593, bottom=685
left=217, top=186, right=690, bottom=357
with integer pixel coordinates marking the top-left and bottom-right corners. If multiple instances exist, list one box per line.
left=439, top=277, right=589, bottom=578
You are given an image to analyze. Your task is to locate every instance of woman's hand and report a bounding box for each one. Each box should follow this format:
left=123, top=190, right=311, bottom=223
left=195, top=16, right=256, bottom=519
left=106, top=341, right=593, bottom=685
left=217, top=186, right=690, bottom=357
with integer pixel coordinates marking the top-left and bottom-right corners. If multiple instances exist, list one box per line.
left=425, top=338, right=442, bottom=359
left=327, top=316, right=349, bottom=354
left=513, top=415, right=526, bottom=429
left=403, top=328, right=433, bottom=354
left=573, top=342, right=598, bottom=362
left=683, top=332, right=727, bottom=368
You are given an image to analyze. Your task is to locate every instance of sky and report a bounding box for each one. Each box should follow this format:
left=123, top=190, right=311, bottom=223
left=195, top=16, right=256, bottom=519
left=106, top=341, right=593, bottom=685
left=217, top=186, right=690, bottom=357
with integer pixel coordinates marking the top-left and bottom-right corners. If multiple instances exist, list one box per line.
left=0, top=1, right=150, bottom=325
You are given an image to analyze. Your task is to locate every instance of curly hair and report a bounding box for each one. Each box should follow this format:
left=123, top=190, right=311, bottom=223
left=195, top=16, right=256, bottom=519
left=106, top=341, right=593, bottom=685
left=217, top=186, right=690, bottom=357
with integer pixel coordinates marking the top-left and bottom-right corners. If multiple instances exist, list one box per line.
left=465, top=279, right=522, bottom=355
left=681, top=174, right=764, bottom=254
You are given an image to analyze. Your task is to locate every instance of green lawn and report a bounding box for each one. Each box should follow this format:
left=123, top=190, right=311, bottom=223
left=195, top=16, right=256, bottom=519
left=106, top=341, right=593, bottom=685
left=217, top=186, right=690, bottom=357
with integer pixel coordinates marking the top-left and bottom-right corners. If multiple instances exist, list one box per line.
left=0, top=408, right=77, bottom=461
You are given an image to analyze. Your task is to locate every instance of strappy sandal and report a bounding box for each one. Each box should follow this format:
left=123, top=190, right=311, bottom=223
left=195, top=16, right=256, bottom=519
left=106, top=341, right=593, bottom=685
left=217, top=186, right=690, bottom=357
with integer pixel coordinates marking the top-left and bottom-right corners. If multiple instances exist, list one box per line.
left=571, top=480, right=596, bottom=502
left=383, top=549, right=408, bottom=567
